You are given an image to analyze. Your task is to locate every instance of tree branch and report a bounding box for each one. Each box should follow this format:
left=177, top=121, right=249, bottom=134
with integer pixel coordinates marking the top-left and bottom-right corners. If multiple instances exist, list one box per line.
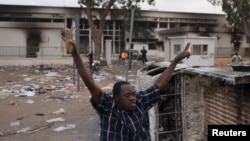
left=99, top=0, right=114, bottom=30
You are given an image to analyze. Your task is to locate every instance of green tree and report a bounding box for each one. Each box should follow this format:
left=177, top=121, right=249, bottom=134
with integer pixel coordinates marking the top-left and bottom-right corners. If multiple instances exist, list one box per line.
left=78, top=0, right=155, bottom=60
left=208, top=0, right=250, bottom=43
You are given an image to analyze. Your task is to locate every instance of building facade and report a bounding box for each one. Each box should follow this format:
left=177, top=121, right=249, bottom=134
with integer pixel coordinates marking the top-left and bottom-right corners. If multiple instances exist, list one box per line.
left=0, top=5, right=248, bottom=61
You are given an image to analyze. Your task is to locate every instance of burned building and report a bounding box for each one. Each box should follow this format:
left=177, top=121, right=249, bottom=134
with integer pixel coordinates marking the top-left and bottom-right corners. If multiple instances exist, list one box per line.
left=1, top=3, right=247, bottom=63
left=136, top=62, right=250, bottom=141
left=0, top=5, right=79, bottom=58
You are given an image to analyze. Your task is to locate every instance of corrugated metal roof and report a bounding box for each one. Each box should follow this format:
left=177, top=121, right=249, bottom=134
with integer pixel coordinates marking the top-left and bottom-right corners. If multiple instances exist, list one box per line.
left=182, top=66, right=250, bottom=85
left=137, top=61, right=250, bottom=85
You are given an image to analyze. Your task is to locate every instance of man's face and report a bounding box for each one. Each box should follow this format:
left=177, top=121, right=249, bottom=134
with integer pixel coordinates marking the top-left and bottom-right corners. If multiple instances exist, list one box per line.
left=115, top=84, right=136, bottom=111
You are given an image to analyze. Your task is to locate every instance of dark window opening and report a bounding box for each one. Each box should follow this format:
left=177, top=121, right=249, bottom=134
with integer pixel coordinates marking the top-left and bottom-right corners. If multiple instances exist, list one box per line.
left=141, top=65, right=159, bottom=72
left=26, top=18, right=40, bottom=22
left=180, top=23, right=188, bottom=27
left=15, top=18, right=26, bottom=22
left=79, top=30, right=89, bottom=36
left=174, top=44, right=181, bottom=55
left=53, top=19, right=64, bottom=23
left=148, top=22, right=157, bottom=28
left=170, top=23, right=179, bottom=28
left=135, top=21, right=147, bottom=28
left=40, top=19, right=52, bottom=22
left=130, top=44, right=134, bottom=49
left=192, top=44, right=208, bottom=55
left=148, top=43, right=156, bottom=50
left=67, top=18, right=72, bottom=28
left=147, top=67, right=166, bottom=76
left=160, top=22, right=168, bottom=28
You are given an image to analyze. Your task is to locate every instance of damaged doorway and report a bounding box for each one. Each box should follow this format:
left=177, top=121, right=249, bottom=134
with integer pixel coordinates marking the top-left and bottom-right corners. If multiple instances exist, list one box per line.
left=137, top=64, right=183, bottom=141
left=26, top=31, right=41, bottom=58
left=156, top=74, right=182, bottom=141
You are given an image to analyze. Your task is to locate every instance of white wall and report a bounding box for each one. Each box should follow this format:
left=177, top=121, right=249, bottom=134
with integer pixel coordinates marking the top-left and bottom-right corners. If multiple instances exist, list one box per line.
left=0, top=28, right=26, bottom=57
left=0, top=28, right=65, bottom=57
left=36, top=29, right=65, bottom=57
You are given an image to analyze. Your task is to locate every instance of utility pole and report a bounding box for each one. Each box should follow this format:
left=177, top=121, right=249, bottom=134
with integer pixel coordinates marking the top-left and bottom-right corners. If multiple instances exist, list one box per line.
left=74, top=15, right=81, bottom=91
left=126, top=9, right=135, bottom=81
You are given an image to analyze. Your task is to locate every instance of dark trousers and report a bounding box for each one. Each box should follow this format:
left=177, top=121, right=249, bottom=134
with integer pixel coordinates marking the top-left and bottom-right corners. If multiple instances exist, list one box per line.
left=142, top=56, right=146, bottom=64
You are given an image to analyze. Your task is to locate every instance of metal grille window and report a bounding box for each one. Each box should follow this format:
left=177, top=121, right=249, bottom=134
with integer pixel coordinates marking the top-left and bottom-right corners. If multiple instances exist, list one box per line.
left=174, top=44, right=181, bottom=55
left=148, top=43, right=156, bottom=50
left=192, top=44, right=208, bottom=55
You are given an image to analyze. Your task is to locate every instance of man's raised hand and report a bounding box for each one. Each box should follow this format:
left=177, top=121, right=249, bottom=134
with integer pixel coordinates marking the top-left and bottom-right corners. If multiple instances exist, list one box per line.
left=174, top=42, right=191, bottom=62
left=61, top=28, right=77, bottom=55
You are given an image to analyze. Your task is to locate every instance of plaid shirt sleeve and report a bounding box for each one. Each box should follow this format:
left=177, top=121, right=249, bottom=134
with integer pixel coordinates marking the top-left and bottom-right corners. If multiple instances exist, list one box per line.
left=90, top=92, right=114, bottom=114
left=137, top=83, right=164, bottom=111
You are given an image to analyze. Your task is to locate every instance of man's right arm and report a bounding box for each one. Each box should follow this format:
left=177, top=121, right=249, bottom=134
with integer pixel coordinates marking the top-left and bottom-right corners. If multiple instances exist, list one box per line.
left=62, top=28, right=101, bottom=104
left=72, top=51, right=102, bottom=104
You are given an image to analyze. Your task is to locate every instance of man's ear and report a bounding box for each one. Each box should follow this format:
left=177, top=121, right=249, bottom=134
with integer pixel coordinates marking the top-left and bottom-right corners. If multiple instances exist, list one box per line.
left=114, top=95, right=119, bottom=102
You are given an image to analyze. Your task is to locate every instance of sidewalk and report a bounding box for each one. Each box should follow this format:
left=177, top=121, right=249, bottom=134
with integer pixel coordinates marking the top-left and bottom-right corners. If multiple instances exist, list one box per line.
left=0, top=56, right=82, bottom=66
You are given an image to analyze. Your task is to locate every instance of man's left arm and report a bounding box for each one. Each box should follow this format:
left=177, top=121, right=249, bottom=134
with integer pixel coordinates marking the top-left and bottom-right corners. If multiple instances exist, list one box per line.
left=155, top=42, right=191, bottom=90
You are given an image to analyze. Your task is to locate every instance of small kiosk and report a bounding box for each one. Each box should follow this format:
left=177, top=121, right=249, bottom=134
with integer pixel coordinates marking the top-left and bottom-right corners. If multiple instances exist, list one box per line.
left=165, top=36, right=217, bottom=67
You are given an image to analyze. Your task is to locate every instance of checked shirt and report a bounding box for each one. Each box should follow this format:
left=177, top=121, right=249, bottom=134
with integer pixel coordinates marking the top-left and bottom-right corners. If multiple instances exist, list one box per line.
left=91, top=84, right=164, bottom=141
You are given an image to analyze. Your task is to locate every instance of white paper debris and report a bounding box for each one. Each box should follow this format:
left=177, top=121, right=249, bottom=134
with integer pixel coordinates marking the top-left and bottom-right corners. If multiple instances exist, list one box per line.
left=53, top=124, right=76, bottom=132
left=46, top=117, right=66, bottom=123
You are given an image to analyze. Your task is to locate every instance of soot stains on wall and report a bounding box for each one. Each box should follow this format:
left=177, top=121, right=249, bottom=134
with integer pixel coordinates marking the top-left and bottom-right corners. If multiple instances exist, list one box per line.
left=26, top=30, right=41, bottom=57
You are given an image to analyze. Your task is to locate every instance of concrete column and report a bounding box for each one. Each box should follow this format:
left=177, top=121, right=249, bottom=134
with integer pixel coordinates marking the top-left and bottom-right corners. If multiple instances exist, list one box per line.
left=164, top=40, right=171, bottom=62
left=112, top=21, right=116, bottom=53
left=105, top=40, right=112, bottom=65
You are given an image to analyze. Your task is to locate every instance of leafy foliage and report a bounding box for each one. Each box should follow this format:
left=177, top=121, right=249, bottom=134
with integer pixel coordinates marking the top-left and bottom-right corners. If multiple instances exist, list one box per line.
left=208, top=0, right=250, bottom=32
left=78, top=0, right=154, bottom=9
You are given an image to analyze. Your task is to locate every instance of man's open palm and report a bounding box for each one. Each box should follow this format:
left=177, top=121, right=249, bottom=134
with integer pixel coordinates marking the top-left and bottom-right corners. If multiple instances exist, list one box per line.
left=62, top=28, right=76, bottom=54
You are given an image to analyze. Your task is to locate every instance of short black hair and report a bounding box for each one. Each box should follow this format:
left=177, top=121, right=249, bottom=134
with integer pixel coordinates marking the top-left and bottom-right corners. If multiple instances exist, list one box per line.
left=113, top=81, right=129, bottom=97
